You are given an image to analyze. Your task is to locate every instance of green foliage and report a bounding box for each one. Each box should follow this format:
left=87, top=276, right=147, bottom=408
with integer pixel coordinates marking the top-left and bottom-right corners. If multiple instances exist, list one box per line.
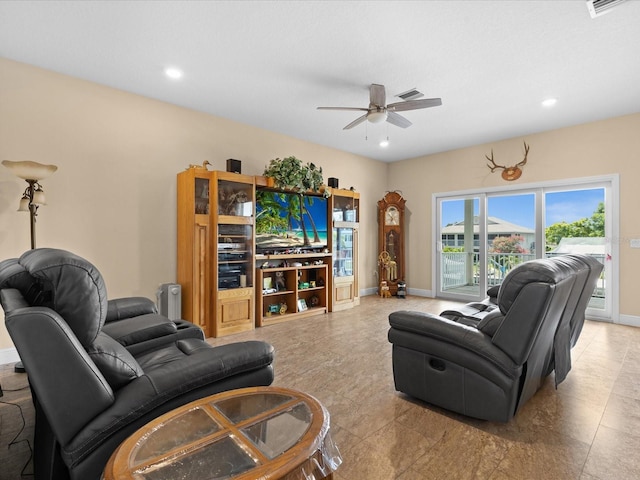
left=263, top=156, right=330, bottom=197
left=255, top=191, right=289, bottom=235
left=545, top=202, right=605, bottom=249
left=442, top=246, right=464, bottom=252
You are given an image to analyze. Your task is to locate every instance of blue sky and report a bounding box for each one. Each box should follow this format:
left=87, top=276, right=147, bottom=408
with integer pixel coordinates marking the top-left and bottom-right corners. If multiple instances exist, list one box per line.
left=442, top=188, right=604, bottom=229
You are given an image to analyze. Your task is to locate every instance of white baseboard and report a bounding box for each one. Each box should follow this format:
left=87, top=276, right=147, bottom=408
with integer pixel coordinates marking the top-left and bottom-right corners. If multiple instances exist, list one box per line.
left=617, top=314, right=640, bottom=328
left=361, top=288, right=434, bottom=297
left=361, top=288, right=378, bottom=296
left=0, top=347, right=20, bottom=366
left=407, top=288, right=433, bottom=298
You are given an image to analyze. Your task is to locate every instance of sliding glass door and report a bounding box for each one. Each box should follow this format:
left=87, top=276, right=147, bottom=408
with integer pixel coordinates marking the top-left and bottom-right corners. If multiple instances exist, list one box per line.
left=435, top=178, right=614, bottom=320
left=439, top=196, right=483, bottom=297
left=544, top=187, right=608, bottom=316
left=486, top=193, right=536, bottom=286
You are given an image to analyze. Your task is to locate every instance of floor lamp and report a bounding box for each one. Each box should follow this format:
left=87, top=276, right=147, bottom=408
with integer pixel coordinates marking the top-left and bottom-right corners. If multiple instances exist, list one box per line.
left=2, top=160, right=58, bottom=372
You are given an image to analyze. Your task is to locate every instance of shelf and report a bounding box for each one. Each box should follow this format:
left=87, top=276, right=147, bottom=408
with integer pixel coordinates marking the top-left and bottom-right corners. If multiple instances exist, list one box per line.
left=259, top=265, right=326, bottom=273
left=217, top=215, right=253, bottom=225
left=297, top=286, right=324, bottom=293
left=260, top=307, right=328, bottom=326
left=256, top=252, right=332, bottom=260
left=333, top=221, right=359, bottom=229
left=262, top=290, right=295, bottom=297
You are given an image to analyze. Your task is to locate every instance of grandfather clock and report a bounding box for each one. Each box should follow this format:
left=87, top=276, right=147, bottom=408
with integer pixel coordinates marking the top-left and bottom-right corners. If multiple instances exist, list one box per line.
left=377, top=191, right=406, bottom=295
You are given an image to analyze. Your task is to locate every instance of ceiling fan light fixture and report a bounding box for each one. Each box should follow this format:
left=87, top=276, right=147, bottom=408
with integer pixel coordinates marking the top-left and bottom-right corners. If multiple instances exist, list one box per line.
left=368, top=110, right=388, bottom=124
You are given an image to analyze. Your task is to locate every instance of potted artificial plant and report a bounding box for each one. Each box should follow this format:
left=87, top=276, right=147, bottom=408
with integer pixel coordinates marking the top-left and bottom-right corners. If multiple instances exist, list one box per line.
left=263, top=156, right=330, bottom=197
left=261, top=156, right=330, bottom=247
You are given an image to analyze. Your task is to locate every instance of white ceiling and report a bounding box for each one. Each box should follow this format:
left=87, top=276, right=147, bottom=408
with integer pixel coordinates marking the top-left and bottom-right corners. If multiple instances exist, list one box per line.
left=1, top=1, right=639, bottom=162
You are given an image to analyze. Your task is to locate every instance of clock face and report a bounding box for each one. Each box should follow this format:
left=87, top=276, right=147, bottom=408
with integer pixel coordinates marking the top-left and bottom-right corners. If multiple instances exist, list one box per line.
left=385, top=206, right=400, bottom=226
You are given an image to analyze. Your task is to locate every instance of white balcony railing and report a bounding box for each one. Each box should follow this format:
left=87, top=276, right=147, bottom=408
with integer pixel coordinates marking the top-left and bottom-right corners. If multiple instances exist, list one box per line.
left=441, top=252, right=605, bottom=301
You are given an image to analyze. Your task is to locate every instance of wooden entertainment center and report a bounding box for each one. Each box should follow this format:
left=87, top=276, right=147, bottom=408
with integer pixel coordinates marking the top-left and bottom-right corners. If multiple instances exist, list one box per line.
left=177, top=168, right=359, bottom=337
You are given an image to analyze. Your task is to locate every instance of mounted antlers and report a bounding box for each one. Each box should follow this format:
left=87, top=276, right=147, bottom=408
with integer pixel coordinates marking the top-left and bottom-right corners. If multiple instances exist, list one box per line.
left=486, top=142, right=530, bottom=181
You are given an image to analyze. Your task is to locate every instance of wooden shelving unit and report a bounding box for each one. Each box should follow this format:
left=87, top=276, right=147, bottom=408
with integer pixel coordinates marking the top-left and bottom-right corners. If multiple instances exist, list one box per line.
left=255, top=253, right=330, bottom=327
left=177, top=168, right=256, bottom=337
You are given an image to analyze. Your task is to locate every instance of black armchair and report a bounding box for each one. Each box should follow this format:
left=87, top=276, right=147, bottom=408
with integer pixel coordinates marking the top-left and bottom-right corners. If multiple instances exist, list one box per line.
left=439, top=254, right=603, bottom=382
left=0, top=248, right=275, bottom=480
left=388, top=255, right=601, bottom=422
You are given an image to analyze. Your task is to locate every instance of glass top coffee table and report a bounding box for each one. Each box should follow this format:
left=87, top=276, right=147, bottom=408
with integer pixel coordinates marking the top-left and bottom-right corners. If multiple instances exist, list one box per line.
left=102, top=386, right=342, bottom=480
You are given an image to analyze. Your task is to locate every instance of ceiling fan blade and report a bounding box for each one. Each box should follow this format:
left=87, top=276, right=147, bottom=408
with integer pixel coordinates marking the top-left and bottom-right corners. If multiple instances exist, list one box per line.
left=370, top=84, right=386, bottom=107
left=343, top=114, right=368, bottom=130
left=317, top=106, right=369, bottom=111
left=386, top=111, right=412, bottom=129
left=387, top=97, right=442, bottom=112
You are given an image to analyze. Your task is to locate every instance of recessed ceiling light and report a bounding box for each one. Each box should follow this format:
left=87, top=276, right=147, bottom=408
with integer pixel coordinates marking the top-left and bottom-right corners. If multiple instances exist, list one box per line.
left=542, top=98, right=557, bottom=107
left=379, top=139, right=389, bottom=147
left=164, top=67, right=183, bottom=80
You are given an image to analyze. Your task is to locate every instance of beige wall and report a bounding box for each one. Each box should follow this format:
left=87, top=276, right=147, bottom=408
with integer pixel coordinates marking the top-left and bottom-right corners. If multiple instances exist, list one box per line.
left=0, top=58, right=388, bottom=350
left=2, top=57, right=639, bottom=353
left=389, top=113, right=640, bottom=318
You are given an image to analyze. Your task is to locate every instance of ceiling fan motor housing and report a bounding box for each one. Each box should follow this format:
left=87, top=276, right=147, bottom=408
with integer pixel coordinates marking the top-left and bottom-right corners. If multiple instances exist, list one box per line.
left=368, top=110, right=388, bottom=123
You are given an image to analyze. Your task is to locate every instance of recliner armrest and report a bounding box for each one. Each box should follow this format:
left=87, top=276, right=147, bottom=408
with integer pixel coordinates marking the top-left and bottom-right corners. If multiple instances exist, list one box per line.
left=388, top=310, right=519, bottom=376
left=106, top=297, right=157, bottom=322
left=0, top=288, right=30, bottom=313
left=5, top=307, right=114, bottom=446
left=102, top=313, right=177, bottom=347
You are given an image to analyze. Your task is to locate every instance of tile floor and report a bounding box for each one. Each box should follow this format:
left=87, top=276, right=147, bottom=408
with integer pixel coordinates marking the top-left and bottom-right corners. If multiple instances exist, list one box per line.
left=1, top=294, right=640, bottom=479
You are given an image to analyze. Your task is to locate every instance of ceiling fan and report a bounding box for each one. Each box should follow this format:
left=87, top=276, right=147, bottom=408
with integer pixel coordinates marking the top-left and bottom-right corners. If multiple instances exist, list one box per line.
left=317, top=84, right=442, bottom=130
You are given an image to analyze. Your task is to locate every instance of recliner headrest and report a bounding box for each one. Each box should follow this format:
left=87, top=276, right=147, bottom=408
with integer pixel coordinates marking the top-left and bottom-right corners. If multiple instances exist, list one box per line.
left=498, top=257, right=576, bottom=314
left=18, top=248, right=108, bottom=347
left=0, top=258, right=34, bottom=296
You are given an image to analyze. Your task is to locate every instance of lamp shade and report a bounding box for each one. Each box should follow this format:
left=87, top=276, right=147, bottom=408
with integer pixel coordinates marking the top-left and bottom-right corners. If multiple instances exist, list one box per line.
left=32, top=190, right=46, bottom=205
left=2, top=160, right=58, bottom=180
left=18, top=197, right=30, bottom=212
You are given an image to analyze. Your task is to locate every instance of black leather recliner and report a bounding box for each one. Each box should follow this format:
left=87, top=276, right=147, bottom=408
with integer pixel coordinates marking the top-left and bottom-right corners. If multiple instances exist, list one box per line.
left=0, top=248, right=275, bottom=480
left=439, top=254, right=603, bottom=383
left=388, top=254, right=602, bottom=422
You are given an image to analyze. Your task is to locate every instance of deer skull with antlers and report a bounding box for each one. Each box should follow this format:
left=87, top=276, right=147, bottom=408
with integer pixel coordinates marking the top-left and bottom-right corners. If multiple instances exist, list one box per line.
left=486, top=141, right=530, bottom=181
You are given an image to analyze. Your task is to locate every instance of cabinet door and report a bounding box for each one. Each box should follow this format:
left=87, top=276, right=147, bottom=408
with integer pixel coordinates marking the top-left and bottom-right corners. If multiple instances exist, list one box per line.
left=215, top=223, right=254, bottom=336
left=213, top=172, right=256, bottom=337
left=193, top=221, right=210, bottom=335
left=333, top=227, right=354, bottom=277
left=177, top=170, right=212, bottom=336
left=333, top=276, right=355, bottom=304
left=216, top=288, right=254, bottom=336
left=331, top=192, right=359, bottom=223
left=217, top=223, right=253, bottom=291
